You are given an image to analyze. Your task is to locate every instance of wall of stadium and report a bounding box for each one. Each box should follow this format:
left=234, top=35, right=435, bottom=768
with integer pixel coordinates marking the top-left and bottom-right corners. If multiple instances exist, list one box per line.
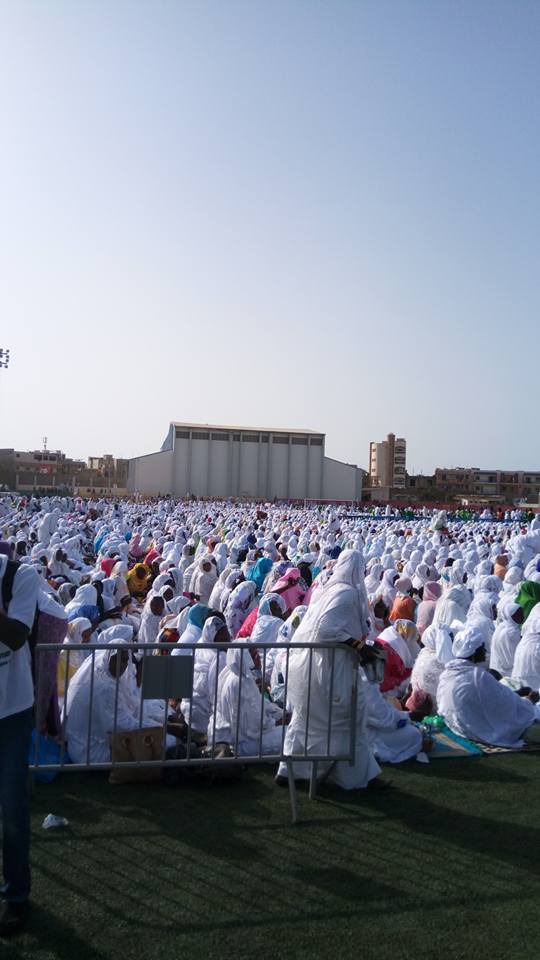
left=127, top=423, right=364, bottom=502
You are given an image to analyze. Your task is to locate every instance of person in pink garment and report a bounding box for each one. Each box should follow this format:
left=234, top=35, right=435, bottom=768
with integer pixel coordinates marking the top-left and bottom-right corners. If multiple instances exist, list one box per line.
left=415, top=581, right=442, bottom=636
left=271, top=568, right=306, bottom=616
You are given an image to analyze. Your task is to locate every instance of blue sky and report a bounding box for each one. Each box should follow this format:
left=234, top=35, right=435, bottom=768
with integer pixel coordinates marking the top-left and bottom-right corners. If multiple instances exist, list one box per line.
left=1, top=0, right=538, bottom=472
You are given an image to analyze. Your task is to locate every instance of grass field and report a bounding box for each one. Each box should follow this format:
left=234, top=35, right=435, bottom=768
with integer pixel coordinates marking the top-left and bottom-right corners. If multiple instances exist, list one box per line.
left=4, top=754, right=540, bottom=960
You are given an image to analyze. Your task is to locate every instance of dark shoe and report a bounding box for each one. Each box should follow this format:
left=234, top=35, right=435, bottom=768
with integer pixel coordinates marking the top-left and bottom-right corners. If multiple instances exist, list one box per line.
left=366, top=777, right=393, bottom=791
left=274, top=774, right=290, bottom=787
left=0, top=900, right=29, bottom=937
left=274, top=773, right=307, bottom=789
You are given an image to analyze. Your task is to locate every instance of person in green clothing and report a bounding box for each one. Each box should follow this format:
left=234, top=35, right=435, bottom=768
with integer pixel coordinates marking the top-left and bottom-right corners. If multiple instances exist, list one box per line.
left=515, top=581, right=540, bottom=623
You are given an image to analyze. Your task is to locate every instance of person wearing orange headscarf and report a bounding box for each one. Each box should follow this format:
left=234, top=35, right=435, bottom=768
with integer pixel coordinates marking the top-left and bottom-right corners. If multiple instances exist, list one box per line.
left=389, top=578, right=416, bottom=623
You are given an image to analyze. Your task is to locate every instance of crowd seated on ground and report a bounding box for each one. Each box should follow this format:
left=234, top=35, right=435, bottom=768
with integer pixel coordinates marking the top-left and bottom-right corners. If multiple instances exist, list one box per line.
left=2, top=493, right=540, bottom=785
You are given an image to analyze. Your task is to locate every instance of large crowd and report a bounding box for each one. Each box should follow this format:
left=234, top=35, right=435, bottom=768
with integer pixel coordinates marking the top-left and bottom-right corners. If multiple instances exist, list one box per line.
left=2, top=494, right=540, bottom=779
left=3, top=493, right=540, bottom=932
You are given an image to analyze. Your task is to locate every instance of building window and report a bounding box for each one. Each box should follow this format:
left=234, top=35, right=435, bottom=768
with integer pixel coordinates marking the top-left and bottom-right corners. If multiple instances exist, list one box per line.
left=192, top=432, right=209, bottom=440
left=292, top=437, right=308, bottom=445
left=309, top=437, right=323, bottom=446
left=175, top=430, right=189, bottom=439
left=242, top=434, right=259, bottom=442
left=272, top=435, right=289, bottom=444
left=211, top=432, right=229, bottom=441
left=261, top=435, right=269, bottom=443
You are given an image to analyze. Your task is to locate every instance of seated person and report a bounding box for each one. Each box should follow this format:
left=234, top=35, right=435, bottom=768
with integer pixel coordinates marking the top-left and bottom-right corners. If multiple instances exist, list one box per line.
left=389, top=577, right=416, bottom=623
left=437, top=625, right=540, bottom=748
left=181, top=616, right=231, bottom=738
left=64, top=627, right=176, bottom=763
left=405, top=623, right=454, bottom=718
left=207, top=645, right=285, bottom=756
left=360, top=641, right=424, bottom=763
left=378, top=620, right=420, bottom=698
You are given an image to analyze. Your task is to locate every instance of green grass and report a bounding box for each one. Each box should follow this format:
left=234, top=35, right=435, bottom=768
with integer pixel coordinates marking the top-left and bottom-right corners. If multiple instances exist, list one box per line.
left=4, top=755, right=540, bottom=960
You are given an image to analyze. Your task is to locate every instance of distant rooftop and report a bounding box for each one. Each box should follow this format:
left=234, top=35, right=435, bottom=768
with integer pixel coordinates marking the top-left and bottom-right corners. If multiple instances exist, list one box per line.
left=170, top=421, right=324, bottom=436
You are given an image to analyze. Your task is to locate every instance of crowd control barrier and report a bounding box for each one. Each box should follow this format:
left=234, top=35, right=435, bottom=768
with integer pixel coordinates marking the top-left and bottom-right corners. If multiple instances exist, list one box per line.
left=30, top=641, right=359, bottom=823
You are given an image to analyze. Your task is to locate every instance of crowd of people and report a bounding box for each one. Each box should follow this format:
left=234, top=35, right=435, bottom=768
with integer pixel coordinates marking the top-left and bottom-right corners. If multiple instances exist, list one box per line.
left=2, top=492, right=540, bottom=932
left=3, top=493, right=540, bottom=764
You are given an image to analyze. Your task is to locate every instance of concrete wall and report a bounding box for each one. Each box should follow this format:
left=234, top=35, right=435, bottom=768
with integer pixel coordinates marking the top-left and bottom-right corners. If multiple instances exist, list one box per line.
left=323, top=457, right=363, bottom=502
left=127, top=450, right=174, bottom=495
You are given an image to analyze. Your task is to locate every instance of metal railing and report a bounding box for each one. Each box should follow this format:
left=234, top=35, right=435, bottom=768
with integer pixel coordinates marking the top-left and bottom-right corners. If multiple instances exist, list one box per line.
left=31, top=640, right=359, bottom=823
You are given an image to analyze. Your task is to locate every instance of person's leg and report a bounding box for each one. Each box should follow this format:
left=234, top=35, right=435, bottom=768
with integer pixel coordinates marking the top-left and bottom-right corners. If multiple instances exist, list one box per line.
left=0, top=708, right=34, bottom=903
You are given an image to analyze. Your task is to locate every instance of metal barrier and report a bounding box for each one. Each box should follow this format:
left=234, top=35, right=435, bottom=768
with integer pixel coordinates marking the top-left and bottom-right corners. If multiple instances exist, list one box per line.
left=31, top=641, right=359, bottom=823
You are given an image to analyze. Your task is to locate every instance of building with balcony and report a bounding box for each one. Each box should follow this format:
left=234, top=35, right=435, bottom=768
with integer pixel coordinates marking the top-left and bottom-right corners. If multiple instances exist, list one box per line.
left=434, top=467, right=540, bottom=503
left=369, top=433, right=407, bottom=489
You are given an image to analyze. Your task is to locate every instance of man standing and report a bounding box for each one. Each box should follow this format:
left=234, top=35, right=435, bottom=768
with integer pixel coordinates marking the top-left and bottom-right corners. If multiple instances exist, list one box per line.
left=0, top=555, right=39, bottom=936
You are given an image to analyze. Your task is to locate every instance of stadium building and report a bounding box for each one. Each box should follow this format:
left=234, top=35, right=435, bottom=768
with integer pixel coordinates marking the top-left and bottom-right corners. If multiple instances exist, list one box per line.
left=127, top=422, right=365, bottom=502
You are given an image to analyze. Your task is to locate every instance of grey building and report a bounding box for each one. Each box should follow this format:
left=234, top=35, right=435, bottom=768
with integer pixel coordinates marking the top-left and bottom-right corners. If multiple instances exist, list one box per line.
left=127, top=422, right=365, bottom=502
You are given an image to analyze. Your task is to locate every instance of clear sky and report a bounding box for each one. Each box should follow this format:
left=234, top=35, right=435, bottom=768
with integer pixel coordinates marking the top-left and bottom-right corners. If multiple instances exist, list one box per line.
left=1, top=0, right=539, bottom=473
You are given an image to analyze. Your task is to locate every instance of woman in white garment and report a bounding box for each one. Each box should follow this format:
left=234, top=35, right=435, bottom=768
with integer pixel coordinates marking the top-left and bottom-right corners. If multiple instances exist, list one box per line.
left=432, top=586, right=468, bottom=628
left=405, top=623, right=454, bottom=716
left=437, top=625, right=540, bottom=748
left=210, top=568, right=243, bottom=613
left=364, top=562, right=383, bottom=600
left=249, top=593, right=287, bottom=682
left=207, top=645, right=284, bottom=756
left=138, top=594, right=166, bottom=644
left=181, top=616, right=231, bottom=737
left=361, top=659, right=423, bottom=763
left=64, top=583, right=98, bottom=618
left=224, top=581, right=257, bottom=638
left=170, top=603, right=213, bottom=656
left=64, top=627, right=147, bottom=763
left=378, top=620, right=420, bottom=698
left=502, top=566, right=523, bottom=596
left=379, top=569, right=399, bottom=608
left=58, top=616, right=93, bottom=700
left=512, top=606, right=540, bottom=690
left=465, top=594, right=497, bottom=653
left=190, top=558, right=218, bottom=604
left=276, top=549, right=381, bottom=789
left=490, top=597, right=523, bottom=677
left=270, top=606, right=307, bottom=706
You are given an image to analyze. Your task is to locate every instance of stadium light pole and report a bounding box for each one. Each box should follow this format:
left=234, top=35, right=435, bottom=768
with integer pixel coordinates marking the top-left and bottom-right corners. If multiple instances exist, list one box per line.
left=0, top=348, right=10, bottom=492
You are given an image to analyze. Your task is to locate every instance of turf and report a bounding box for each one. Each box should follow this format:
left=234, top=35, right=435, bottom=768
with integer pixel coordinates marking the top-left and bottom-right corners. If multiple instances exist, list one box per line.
left=4, top=755, right=540, bottom=960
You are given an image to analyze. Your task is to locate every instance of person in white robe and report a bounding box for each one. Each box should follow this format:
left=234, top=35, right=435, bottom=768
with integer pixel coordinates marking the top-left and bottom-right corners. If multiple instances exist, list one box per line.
left=207, top=645, right=284, bottom=756
left=512, top=606, right=540, bottom=690
left=270, top=606, right=307, bottom=706
left=138, top=594, right=166, bottom=645
left=190, top=558, right=218, bottom=604
left=406, top=623, right=454, bottom=714
left=249, top=592, right=287, bottom=682
left=224, top=581, right=257, bottom=638
left=170, top=603, right=213, bottom=657
left=181, top=616, right=230, bottom=737
left=490, top=597, right=523, bottom=677
left=437, top=624, right=540, bottom=748
left=433, top=586, right=468, bottom=628
left=361, top=662, right=423, bottom=763
left=64, top=628, right=146, bottom=763
left=276, top=549, right=381, bottom=789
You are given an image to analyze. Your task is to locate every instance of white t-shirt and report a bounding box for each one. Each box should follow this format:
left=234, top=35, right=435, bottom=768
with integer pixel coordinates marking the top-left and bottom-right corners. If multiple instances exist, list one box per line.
left=0, top=556, right=40, bottom=720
